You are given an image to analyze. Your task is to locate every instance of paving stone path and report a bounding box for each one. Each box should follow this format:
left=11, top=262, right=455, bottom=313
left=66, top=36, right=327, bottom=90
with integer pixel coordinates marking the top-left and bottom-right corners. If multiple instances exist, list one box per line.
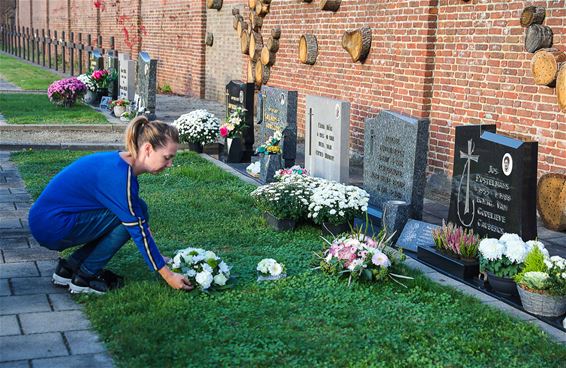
left=0, top=151, right=114, bottom=367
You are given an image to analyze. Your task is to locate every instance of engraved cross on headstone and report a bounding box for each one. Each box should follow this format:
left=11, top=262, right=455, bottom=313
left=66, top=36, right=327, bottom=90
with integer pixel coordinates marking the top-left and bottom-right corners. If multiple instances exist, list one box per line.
left=459, top=139, right=479, bottom=215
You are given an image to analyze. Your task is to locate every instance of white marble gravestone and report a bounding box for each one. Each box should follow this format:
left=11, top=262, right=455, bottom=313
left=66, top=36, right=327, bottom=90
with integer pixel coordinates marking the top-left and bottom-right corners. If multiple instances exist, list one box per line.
left=119, top=53, right=136, bottom=101
left=304, top=95, right=350, bottom=183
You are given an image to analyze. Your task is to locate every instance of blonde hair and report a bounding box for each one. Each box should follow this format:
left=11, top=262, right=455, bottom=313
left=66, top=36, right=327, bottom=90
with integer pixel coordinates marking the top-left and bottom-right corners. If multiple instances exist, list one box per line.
left=124, top=116, right=179, bottom=158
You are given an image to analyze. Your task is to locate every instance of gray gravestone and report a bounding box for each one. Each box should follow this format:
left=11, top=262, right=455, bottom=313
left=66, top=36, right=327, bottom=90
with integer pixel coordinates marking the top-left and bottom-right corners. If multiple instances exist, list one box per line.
left=90, top=49, right=104, bottom=71
left=136, top=52, right=157, bottom=119
left=119, top=54, right=136, bottom=102
left=305, top=95, right=350, bottom=183
left=396, top=219, right=440, bottom=252
left=259, top=86, right=298, bottom=167
left=105, top=50, right=119, bottom=99
left=363, top=110, right=430, bottom=220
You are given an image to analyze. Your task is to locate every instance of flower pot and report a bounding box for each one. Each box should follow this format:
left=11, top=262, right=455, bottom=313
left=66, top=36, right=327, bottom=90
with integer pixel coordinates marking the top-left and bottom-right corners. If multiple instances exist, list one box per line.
left=225, top=137, right=244, bottom=163
left=188, top=142, right=204, bottom=153
left=83, top=90, right=98, bottom=105
left=321, top=221, right=352, bottom=236
left=263, top=211, right=296, bottom=231
left=417, top=246, right=480, bottom=280
left=517, top=285, right=566, bottom=317
left=203, top=143, right=223, bottom=159
left=486, top=271, right=518, bottom=297
left=259, top=154, right=283, bottom=183
left=113, top=105, right=127, bottom=117
left=257, top=273, right=287, bottom=282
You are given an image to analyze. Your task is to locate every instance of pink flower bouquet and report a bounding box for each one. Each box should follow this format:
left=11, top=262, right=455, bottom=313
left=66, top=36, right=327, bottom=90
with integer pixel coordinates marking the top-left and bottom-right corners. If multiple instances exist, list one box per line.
left=47, top=77, right=87, bottom=107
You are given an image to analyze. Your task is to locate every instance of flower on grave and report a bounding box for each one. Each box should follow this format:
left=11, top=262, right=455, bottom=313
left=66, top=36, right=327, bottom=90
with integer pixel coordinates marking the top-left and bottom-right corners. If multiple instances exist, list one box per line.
left=274, top=165, right=309, bottom=180
left=478, top=233, right=544, bottom=278
left=169, top=247, right=233, bottom=291
left=514, top=246, right=566, bottom=296
left=315, top=225, right=411, bottom=287
left=109, top=98, right=130, bottom=108
left=47, top=77, right=88, bottom=108
left=219, top=107, right=247, bottom=139
left=432, top=220, right=480, bottom=260
left=77, top=73, right=96, bottom=92
left=257, top=129, right=283, bottom=155
left=173, top=109, right=220, bottom=145
left=89, top=69, right=113, bottom=90
left=256, top=258, right=286, bottom=278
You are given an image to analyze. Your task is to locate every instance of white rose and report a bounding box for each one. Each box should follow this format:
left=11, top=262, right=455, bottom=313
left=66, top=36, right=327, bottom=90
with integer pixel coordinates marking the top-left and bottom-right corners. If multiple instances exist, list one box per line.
left=202, top=263, right=213, bottom=273
left=195, top=271, right=213, bottom=289
left=204, top=251, right=217, bottom=260
left=269, top=262, right=283, bottom=276
left=214, top=273, right=228, bottom=286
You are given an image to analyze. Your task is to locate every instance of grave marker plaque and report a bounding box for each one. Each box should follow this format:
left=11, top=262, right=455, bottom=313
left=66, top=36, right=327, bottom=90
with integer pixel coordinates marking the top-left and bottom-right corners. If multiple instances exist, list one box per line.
left=396, top=219, right=440, bottom=252
left=305, top=95, right=350, bottom=183
left=363, top=110, right=430, bottom=219
left=225, top=80, right=255, bottom=162
left=119, top=54, right=136, bottom=101
left=448, top=125, right=538, bottom=240
left=136, top=52, right=157, bottom=119
left=259, top=86, right=298, bottom=167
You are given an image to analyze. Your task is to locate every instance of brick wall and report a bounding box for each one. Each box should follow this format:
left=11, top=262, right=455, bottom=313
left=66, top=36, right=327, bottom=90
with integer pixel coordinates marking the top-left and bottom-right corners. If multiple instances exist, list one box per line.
left=205, top=0, right=245, bottom=103
left=8, top=0, right=566, bottom=179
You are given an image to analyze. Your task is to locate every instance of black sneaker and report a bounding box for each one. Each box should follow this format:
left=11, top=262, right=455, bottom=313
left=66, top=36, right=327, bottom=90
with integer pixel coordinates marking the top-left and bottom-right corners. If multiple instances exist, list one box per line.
left=100, top=269, right=124, bottom=290
left=52, top=258, right=77, bottom=287
left=69, top=270, right=109, bottom=295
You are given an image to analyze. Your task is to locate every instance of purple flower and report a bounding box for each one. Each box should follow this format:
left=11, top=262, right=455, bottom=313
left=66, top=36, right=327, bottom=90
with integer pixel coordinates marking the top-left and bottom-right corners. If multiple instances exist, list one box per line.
left=47, top=77, right=87, bottom=107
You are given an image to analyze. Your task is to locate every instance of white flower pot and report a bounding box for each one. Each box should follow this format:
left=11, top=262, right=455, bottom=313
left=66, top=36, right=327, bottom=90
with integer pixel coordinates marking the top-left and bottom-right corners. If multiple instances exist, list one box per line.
left=113, top=105, right=127, bottom=117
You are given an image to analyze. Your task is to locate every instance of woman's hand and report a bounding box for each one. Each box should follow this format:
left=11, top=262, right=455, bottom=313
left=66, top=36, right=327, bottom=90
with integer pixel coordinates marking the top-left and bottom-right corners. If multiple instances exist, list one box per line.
left=158, top=266, right=193, bottom=291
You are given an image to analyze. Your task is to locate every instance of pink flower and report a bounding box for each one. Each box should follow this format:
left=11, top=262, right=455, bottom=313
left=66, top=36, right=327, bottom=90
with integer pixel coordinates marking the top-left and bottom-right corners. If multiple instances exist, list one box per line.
left=371, top=251, right=390, bottom=268
left=365, top=238, right=377, bottom=248
left=220, top=125, right=228, bottom=137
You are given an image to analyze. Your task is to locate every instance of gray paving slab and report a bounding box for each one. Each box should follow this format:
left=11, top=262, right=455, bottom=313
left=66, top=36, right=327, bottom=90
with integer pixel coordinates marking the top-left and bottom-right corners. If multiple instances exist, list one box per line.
left=0, top=333, right=68, bottom=362
left=0, top=194, right=30, bottom=202
left=14, top=202, right=31, bottom=211
left=0, top=315, right=21, bottom=336
left=49, top=293, right=82, bottom=311
left=0, top=237, right=30, bottom=249
left=0, top=203, right=15, bottom=211
left=36, top=260, right=57, bottom=277
left=0, top=218, right=21, bottom=229
left=65, top=330, right=107, bottom=355
left=0, top=188, right=9, bottom=195
left=0, top=361, right=28, bottom=368
left=11, top=276, right=67, bottom=296
left=0, top=262, right=39, bottom=278
left=20, top=310, right=91, bottom=334
left=0, top=279, right=10, bottom=296
left=0, top=295, right=51, bottom=315
left=32, top=353, right=114, bottom=368
left=3, top=248, right=58, bottom=263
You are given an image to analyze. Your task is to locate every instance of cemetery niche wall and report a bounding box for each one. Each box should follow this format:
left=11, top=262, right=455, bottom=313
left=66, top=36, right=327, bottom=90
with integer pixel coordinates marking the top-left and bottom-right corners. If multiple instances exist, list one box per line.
left=448, top=125, right=538, bottom=241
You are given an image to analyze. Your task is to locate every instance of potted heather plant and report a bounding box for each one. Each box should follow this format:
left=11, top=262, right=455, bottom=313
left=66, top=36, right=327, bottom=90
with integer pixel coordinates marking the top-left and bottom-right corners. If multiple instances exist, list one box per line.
left=514, top=245, right=565, bottom=317
left=418, top=221, right=481, bottom=279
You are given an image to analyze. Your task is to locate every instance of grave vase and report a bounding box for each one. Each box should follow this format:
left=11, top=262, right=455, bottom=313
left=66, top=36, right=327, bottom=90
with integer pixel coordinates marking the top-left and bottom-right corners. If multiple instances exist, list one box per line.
left=486, top=271, right=518, bottom=297
left=83, top=90, right=98, bottom=105
left=321, top=220, right=352, bottom=237
left=113, top=105, right=127, bottom=117
left=225, top=137, right=244, bottom=163
left=259, top=154, right=283, bottom=183
left=188, top=142, right=203, bottom=153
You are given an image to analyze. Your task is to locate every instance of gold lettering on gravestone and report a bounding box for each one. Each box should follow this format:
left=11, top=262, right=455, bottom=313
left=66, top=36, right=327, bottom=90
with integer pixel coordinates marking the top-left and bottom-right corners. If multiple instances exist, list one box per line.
left=228, top=103, right=238, bottom=110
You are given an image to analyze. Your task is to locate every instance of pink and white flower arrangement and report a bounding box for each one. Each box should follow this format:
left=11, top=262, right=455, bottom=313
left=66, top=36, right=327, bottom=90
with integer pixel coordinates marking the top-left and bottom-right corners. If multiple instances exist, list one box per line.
left=274, top=165, right=309, bottom=180
left=90, top=69, right=111, bottom=90
left=173, top=109, right=220, bottom=145
left=77, top=73, right=96, bottom=91
left=257, top=258, right=286, bottom=281
left=315, top=228, right=410, bottom=287
left=47, top=77, right=87, bottom=107
left=220, top=107, right=247, bottom=139
left=169, top=247, right=232, bottom=291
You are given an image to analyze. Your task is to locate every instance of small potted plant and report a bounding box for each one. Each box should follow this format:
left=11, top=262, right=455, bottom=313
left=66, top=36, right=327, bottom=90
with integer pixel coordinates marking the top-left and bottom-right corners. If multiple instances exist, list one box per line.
left=419, top=221, right=480, bottom=279
left=220, top=107, right=247, bottom=163
left=250, top=180, right=312, bottom=231
left=478, top=233, right=531, bottom=296
left=47, top=77, right=88, bottom=108
left=110, top=98, right=130, bottom=117
left=173, top=109, right=220, bottom=153
left=256, top=129, right=283, bottom=183
left=256, top=258, right=287, bottom=281
left=514, top=245, right=565, bottom=317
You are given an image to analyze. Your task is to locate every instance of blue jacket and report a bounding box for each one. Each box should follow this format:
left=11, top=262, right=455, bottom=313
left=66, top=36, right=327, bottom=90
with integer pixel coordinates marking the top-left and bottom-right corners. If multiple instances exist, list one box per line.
left=28, top=151, right=165, bottom=271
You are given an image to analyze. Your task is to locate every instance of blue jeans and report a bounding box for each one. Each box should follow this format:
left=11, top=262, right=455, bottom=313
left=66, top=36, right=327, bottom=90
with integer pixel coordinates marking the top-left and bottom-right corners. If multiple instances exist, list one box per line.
left=47, top=201, right=148, bottom=276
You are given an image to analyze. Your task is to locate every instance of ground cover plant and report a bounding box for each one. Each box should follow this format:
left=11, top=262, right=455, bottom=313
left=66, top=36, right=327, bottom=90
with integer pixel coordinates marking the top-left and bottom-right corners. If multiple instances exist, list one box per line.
left=0, top=53, right=60, bottom=90
left=12, top=150, right=566, bottom=367
left=0, top=93, right=107, bottom=124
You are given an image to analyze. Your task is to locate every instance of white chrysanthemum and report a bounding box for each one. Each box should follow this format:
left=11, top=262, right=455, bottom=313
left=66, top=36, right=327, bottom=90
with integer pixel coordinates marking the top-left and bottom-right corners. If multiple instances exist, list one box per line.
left=499, top=233, right=523, bottom=244
left=195, top=271, right=213, bottom=289
left=504, top=240, right=528, bottom=264
left=268, top=262, right=283, bottom=276
left=479, top=238, right=505, bottom=261
left=213, top=273, right=228, bottom=286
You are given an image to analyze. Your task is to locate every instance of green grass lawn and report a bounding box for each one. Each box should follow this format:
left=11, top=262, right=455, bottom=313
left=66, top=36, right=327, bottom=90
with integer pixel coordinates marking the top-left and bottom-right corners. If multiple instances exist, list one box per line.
left=12, top=150, right=566, bottom=367
left=0, top=53, right=61, bottom=90
left=0, top=93, right=108, bottom=124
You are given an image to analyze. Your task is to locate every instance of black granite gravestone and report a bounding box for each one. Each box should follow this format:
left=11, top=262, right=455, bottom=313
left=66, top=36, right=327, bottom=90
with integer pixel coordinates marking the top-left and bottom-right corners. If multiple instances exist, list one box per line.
left=448, top=125, right=538, bottom=240
left=259, top=86, right=298, bottom=167
left=225, top=80, right=255, bottom=162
